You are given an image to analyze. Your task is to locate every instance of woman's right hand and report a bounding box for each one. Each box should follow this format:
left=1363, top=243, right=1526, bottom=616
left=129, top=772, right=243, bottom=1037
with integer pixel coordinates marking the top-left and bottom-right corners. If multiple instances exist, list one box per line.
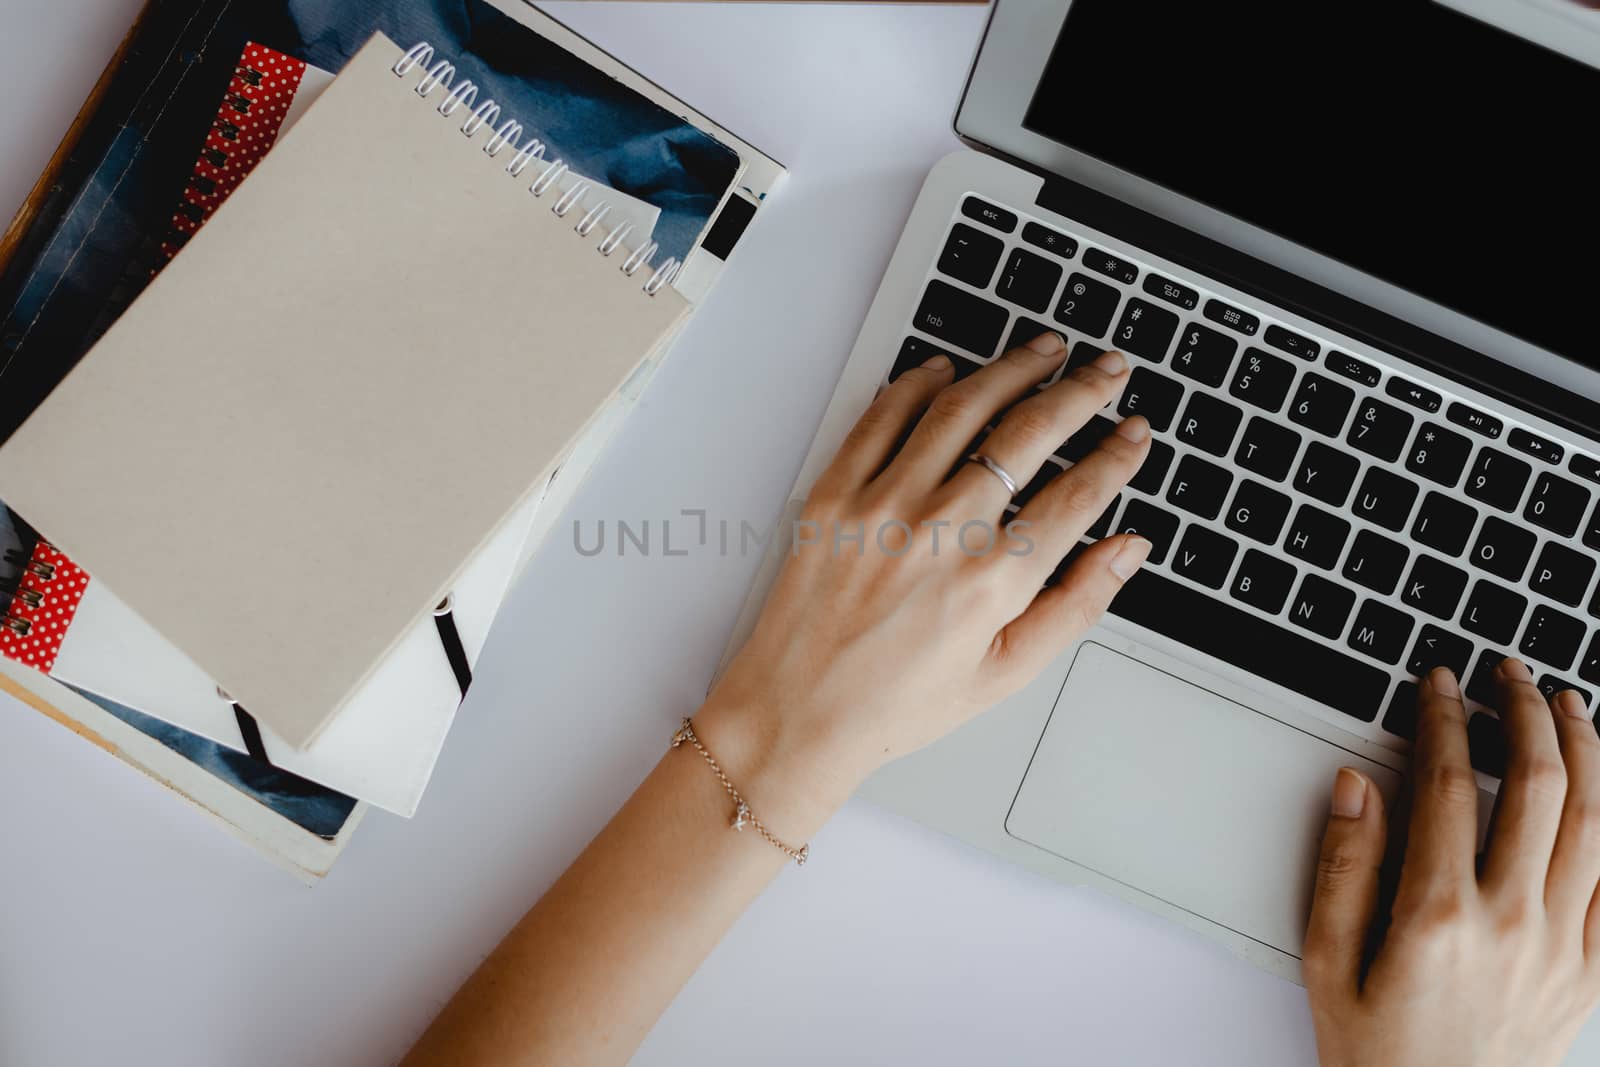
left=1305, top=661, right=1600, bottom=1066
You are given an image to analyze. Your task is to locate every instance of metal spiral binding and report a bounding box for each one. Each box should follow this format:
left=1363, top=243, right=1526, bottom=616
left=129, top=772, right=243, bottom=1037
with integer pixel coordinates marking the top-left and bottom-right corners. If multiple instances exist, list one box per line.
left=391, top=42, right=682, bottom=295
left=1, top=543, right=55, bottom=638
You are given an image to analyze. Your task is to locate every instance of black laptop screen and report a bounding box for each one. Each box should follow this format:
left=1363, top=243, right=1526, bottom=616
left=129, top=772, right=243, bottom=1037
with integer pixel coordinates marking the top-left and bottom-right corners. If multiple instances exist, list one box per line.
left=1024, top=1, right=1600, bottom=370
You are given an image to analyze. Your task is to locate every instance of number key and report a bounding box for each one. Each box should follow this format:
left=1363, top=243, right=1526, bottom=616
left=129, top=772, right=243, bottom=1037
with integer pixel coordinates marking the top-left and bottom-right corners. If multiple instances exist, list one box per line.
left=1405, top=422, right=1474, bottom=487
left=996, top=248, right=1064, bottom=314
left=1524, top=472, right=1591, bottom=538
left=1055, top=272, right=1122, bottom=338
left=1229, top=347, right=1296, bottom=412
left=1464, top=449, right=1532, bottom=512
left=1346, top=397, right=1414, bottom=463
left=1288, top=372, right=1356, bottom=437
left=1112, top=299, right=1180, bottom=362
left=1170, top=323, right=1238, bottom=388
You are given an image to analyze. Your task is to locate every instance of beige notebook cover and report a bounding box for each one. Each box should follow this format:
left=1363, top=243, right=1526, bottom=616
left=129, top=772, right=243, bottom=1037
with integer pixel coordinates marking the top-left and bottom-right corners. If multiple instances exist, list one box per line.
left=0, top=33, right=688, bottom=748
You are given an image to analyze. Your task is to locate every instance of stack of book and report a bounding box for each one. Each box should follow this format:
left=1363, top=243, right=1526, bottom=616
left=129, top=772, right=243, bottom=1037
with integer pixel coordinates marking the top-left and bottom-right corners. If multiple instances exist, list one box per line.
left=0, top=0, right=783, bottom=881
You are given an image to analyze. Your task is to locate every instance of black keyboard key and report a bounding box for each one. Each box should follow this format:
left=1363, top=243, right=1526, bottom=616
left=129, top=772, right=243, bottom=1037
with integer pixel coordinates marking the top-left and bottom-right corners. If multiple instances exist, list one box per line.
left=997, top=247, right=1064, bottom=315
left=1464, top=450, right=1531, bottom=512
left=1171, top=525, right=1239, bottom=590
left=1468, top=648, right=1508, bottom=706
left=1128, top=439, right=1175, bottom=496
left=1403, top=555, right=1471, bottom=620
left=1203, top=299, right=1259, bottom=336
left=1118, top=367, right=1183, bottom=433
left=937, top=223, right=1004, bottom=289
left=1584, top=633, right=1600, bottom=687
left=1574, top=455, right=1600, bottom=487
left=890, top=336, right=981, bottom=382
left=1346, top=397, right=1414, bottom=463
left=1175, top=393, right=1244, bottom=457
left=1509, top=427, right=1563, bottom=465
left=1408, top=625, right=1474, bottom=680
left=961, top=196, right=1016, bottom=233
left=1066, top=341, right=1106, bottom=374
left=1285, top=504, right=1351, bottom=570
left=1352, top=467, right=1420, bottom=532
left=1343, top=529, right=1410, bottom=596
left=1112, top=299, right=1180, bottom=362
left=1532, top=542, right=1596, bottom=608
left=1055, top=273, right=1122, bottom=338
left=1348, top=600, right=1415, bottom=665
left=1588, top=500, right=1600, bottom=552
left=1405, top=422, right=1473, bottom=487
left=1288, top=373, right=1356, bottom=437
left=1112, top=568, right=1391, bottom=722
left=1538, top=676, right=1593, bottom=710
left=1142, top=273, right=1199, bottom=311
left=1469, top=516, right=1536, bottom=583
left=1412, top=492, right=1478, bottom=557
left=1234, top=418, right=1302, bottom=482
left=1290, top=573, right=1358, bottom=640
left=1446, top=401, right=1503, bottom=440
left=1294, top=441, right=1360, bottom=507
left=1384, top=681, right=1421, bottom=740
left=1521, top=606, right=1586, bottom=672
left=1264, top=324, right=1320, bottom=362
left=1325, top=351, right=1381, bottom=388
left=1167, top=454, right=1234, bottom=520
left=1226, top=480, right=1292, bottom=545
left=1461, top=580, right=1528, bottom=646
left=914, top=280, right=1010, bottom=359
left=1057, top=416, right=1119, bottom=464
left=1083, top=247, right=1138, bottom=284
left=1021, top=221, right=1077, bottom=259
left=1007, top=318, right=1062, bottom=359
left=1087, top=495, right=1121, bottom=541
left=1114, top=499, right=1180, bottom=565
left=1231, top=549, right=1297, bottom=614
left=1386, top=377, right=1443, bottom=414
left=1524, top=472, right=1590, bottom=538
left=1229, top=348, right=1296, bottom=412
left=1170, top=324, right=1239, bottom=388
left=1228, top=351, right=1292, bottom=415
left=1468, top=713, right=1507, bottom=778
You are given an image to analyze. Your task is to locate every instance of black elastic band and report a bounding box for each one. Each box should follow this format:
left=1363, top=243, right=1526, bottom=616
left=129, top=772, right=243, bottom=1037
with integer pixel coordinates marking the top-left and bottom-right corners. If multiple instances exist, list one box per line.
left=232, top=704, right=269, bottom=763
left=433, top=610, right=472, bottom=697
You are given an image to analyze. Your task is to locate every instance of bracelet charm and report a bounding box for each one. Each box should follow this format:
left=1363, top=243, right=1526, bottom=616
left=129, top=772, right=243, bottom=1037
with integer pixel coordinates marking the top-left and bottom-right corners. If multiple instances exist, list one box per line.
left=670, top=717, right=810, bottom=866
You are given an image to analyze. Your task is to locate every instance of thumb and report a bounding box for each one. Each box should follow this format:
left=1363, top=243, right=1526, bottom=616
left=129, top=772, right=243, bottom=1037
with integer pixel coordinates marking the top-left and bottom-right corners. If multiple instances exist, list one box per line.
left=1302, top=768, right=1387, bottom=998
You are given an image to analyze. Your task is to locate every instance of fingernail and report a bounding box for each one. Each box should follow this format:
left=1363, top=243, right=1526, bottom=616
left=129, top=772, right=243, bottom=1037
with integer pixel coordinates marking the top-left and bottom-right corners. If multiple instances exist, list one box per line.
left=1499, top=657, right=1533, bottom=682
left=1331, top=768, right=1367, bottom=819
left=1108, top=537, right=1152, bottom=581
left=922, top=354, right=951, bottom=371
left=1025, top=332, right=1067, bottom=356
left=1092, top=349, right=1129, bottom=375
left=1115, top=416, right=1150, bottom=443
left=1559, top=689, right=1591, bottom=721
left=1429, top=667, right=1461, bottom=699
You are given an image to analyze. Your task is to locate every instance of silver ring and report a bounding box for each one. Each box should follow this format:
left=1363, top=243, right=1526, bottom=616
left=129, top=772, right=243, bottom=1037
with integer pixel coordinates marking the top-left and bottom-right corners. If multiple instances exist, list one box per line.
left=967, top=453, right=1019, bottom=496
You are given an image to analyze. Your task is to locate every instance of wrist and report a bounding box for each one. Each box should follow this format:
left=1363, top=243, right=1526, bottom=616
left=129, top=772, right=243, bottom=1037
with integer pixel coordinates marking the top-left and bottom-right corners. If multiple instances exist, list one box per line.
left=689, top=695, right=867, bottom=845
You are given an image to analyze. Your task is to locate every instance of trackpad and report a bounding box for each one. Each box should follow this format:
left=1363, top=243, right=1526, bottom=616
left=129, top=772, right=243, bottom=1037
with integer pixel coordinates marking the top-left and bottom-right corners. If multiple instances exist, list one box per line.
left=1006, top=643, right=1400, bottom=957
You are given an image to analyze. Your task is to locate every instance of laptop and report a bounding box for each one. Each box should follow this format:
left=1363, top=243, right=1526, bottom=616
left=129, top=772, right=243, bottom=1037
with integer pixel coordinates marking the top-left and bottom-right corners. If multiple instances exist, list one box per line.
left=724, top=0, right=1600, bottom=982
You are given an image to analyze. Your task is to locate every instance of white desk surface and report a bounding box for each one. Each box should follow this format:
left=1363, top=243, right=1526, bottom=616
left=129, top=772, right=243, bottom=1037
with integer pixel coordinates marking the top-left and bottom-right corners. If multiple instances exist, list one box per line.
left=4, top=4, right=1596, bottom=1065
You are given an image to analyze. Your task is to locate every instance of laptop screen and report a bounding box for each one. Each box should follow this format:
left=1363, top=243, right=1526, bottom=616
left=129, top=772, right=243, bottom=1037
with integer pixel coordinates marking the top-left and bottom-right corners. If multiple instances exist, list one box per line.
left=1024, top=1, right=1600, bottom=371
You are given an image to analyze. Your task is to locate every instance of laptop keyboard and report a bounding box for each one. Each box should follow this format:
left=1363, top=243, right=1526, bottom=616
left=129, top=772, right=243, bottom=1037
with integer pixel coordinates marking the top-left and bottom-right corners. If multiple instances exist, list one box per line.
left=887, top=195, right=1600, bottom=779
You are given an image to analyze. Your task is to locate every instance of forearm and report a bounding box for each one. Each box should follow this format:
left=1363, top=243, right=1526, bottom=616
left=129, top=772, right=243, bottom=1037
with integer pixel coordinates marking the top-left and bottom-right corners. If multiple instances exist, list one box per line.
left=401, top=696, right=855, bottom=1067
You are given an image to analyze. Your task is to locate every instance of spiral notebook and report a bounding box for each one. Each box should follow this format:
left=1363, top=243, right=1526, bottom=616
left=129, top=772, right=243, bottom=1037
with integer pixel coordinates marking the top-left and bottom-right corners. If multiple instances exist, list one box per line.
left=0, top=32, right=691, bottom=751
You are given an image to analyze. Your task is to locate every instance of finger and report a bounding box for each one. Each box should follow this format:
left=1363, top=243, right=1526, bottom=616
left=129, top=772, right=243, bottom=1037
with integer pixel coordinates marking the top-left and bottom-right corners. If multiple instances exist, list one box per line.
left=1303, top=769, right=1388, bottom=999
left=882, top=333, right=1069, bottom=493
left=813, top=355, right=955, bottom=496
left=1009, top=417, right=1151, bottom=576
left=1546, top=690, right=1600, bottom=923
left=1480, top=658, right=1568, bottom=898
left=1397, top=668, right=1480, bottom=899
left=984, top=534, right=1151, bottom=679
left=942, top=350, right=1131, bottom=513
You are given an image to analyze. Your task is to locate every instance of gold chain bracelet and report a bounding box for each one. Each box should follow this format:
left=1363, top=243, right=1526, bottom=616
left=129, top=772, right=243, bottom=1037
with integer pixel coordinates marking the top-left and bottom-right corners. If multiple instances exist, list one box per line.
left=671, top=717, right=810, bottom=866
